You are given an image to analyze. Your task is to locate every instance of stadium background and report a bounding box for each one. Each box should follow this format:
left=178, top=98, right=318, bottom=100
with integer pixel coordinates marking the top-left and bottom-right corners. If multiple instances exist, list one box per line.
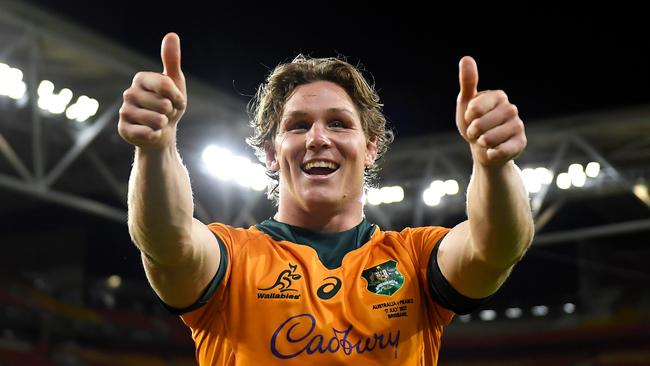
left=0, top=2, right=649, bottom=365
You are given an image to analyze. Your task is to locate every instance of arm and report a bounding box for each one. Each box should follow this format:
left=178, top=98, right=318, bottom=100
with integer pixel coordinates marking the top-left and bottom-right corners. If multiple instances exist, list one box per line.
left=437, top=56, right=534, bottom=299
left=118, top=33, right=220, bottom=309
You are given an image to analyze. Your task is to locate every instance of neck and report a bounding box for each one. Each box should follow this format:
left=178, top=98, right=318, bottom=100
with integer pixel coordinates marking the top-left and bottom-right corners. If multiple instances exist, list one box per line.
left=275, top=201, right=364, bottom=233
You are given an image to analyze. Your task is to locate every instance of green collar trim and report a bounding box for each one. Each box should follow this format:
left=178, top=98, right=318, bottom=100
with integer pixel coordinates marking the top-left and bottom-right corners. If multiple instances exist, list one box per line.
left=255, top=218, right=376, bottom=270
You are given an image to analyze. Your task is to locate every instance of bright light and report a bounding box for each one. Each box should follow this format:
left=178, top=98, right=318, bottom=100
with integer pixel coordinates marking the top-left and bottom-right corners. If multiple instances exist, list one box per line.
left=422, top=187, right=442, bottom=206
left=202, top=145, right=271, bottom=192
left=444, top=179, right=459, bottom=195
left=567, top=163, right=586, bottom=187
left=430, top=180, right=445, bottom=197
left=367, top=186, right=404, bottom=205
left=563, top=303, right=575, bottom=314
left=106, top=275, right=122, bottom=289
left=234, top=160, right=268, bottom=191
left=585, top=162, right=600, bottom=178
left=479, top=309, right=497, bottom=321
left=568, top=163, right=584, bottom=176
left=633, top=182, right=650, bottom=206
left=522, top=168, right=542, bottom=193
left=367, top=188, right=383, bottom=206
left=37, top=80, right=73, bottom=114
left=535, top=167, right=554, bottom=184
left=382, top=186, right=404, bottom=203
left=38, top=80, right=54, bottom=96
left=66, top=95, right=100, bottom=122
left=556, top=172, right=571, bottom=189
left=570, top=171, right=587, bottom=187
left=0, top=63, right=27, bottom=100
left=505, top=307, right=523, bottom=319
left=203, top=145, right=235, bottom=180
left=531, top=305, right=549, bottom=317
left=247, top=164, right=268, bottom=192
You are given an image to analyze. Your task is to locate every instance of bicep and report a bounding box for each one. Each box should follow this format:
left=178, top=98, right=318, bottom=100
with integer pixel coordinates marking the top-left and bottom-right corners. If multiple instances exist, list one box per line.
left=143, top=218, right=222, bottom=309
left=437, top=220, right=511, bottom=299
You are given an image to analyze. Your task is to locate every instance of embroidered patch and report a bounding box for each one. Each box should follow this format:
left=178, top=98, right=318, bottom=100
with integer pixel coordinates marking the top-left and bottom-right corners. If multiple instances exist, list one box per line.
left=361, top=260, right=404, bottom=296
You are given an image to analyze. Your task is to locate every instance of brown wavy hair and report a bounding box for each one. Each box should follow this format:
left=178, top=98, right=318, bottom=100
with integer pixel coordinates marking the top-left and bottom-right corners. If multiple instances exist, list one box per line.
left=246, top=54, right=394, bottom=203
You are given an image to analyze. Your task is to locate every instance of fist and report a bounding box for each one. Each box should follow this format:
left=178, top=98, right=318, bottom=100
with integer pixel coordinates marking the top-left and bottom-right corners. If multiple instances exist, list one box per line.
left=118, top=33, right=187, bottom=150
left=455, top=56, right=526, bottom=167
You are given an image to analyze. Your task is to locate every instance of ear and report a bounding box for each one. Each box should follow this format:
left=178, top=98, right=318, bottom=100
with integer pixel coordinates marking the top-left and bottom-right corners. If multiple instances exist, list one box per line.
left=365, top=135, right=378, bottom=168
left=265, top=140, right=279, bottom=172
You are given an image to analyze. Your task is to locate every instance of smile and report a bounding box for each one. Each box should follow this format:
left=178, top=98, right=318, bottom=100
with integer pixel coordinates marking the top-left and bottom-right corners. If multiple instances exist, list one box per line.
left=301, top=160, right=340, bottom=176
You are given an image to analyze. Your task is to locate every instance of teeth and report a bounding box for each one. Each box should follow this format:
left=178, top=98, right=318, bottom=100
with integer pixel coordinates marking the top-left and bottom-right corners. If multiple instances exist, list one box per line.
left=303, top=161, right=339, bottom=171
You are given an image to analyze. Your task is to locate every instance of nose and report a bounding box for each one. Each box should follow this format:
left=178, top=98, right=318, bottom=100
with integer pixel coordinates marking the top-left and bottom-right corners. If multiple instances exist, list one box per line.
left=306, top=121, right=331, bottom=150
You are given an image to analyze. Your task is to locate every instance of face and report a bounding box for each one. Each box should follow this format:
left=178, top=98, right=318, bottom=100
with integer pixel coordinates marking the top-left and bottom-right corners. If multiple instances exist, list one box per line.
left=266, top=81, right=377, bottom=213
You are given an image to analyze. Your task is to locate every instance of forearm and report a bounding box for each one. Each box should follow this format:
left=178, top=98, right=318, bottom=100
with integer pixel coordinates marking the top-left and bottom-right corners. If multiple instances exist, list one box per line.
left=127, top=145, right=195, bottom=265
left=466, top=161, right=534, bottom=269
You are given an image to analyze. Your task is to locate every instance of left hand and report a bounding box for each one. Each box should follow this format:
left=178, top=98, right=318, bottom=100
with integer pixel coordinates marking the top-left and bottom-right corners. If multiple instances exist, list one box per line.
left=455, top=56, right=527, bottom=167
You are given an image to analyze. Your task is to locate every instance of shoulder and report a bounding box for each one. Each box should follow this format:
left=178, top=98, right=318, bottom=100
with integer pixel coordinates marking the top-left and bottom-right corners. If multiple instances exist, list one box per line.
left=375, top=225, right=450, bottom=243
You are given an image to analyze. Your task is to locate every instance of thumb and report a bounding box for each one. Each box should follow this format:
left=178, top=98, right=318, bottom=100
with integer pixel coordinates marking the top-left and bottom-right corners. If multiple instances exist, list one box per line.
left=161, top=32, right=186, bottom=95
left=455, top=56, right=479, bottom=134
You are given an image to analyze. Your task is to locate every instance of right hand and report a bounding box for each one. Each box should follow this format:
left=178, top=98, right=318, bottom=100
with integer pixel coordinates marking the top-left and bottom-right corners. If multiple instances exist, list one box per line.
left=118, top=32, right=187, bottom=150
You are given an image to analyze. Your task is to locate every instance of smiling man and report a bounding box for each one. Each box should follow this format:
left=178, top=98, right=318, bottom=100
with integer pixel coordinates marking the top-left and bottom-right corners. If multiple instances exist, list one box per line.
left=118, top=33, right=534, bottom=365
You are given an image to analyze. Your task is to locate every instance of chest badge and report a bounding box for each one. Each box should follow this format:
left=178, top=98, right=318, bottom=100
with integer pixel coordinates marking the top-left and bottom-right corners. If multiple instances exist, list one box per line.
left=361, top=260, right=404, bottom=296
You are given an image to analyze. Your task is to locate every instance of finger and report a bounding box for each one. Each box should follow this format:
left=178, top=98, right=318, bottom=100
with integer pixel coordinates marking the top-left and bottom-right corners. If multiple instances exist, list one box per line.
left=466, top=101, right=518, bottom=140
left=455, top=56, right=479, bottom=132
left=119, top=105, right=169, bottom=131
left=118, top=120, right=163, bottom=144
left=486, top=134, right=527, bottom=161
left=132, top=72, right=184, bottom=110
left=475, top=118, right=524, bottom=149
left=123, top=87, right=175, bottom=116
left=464, top=90, right=508, bottom=124
left=160, top=32, right=187, bottom=99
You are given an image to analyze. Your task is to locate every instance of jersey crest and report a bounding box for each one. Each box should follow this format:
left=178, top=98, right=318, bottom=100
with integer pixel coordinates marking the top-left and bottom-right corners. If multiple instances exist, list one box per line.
left=361, top=260, right=404, bottom=296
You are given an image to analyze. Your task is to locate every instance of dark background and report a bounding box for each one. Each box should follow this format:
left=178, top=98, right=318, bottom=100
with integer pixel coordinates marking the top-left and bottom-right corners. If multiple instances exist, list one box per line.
left=3, top=3, right=650, bottom=364
left=25, top=3, right=650, bottom=137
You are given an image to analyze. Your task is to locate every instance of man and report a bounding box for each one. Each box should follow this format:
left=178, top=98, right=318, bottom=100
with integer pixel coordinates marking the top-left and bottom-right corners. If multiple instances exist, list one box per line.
left=118, top=32, right=533, bottom=365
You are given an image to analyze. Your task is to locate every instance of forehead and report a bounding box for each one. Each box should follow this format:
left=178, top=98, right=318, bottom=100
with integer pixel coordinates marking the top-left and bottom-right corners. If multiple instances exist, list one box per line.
left=282, top=81, right=358, bottom=117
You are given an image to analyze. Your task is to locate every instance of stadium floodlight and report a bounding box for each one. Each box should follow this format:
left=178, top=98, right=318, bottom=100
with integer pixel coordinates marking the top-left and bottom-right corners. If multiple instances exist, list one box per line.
left=563, top=302, right=576, bottom=314
left=0, top=63, right=27, bottom=100
left=585, top=162, right=600, bottom=178
left=505, top=307, right=523, bottom=319
left=202, top=145, right=268, bottom=192
left=531, top=305, right=549, bottom=317
left=479, top=309, right=497, bottom=321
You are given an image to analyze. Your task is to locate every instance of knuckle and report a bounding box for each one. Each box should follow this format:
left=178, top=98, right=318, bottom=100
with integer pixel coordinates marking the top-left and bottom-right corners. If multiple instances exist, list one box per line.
left=495, top=90, right=508, bottom=102
left=177, top=95, right=187, bottom=110
left=514, top=118, right=525, bottom=133
left=506, top=104, right=518, bottom=118
left=162, top=99, right=174, bottom=114
left=154, top=114, right=168, bottom=129
left=481, top=135, right=493, bottom=146
left=122, top=88, right=137, bottom=104
left=132, top=72, right=146, bottom=85
left=510, top=103, right=519, bottom=116
left=118, top=105, right=132, bottom=120
left=117, top=121, right=129, bottom=137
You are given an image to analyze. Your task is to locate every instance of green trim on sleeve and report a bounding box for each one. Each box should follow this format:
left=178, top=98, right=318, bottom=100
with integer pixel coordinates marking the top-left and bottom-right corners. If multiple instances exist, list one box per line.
left=158, top=233, right=229, bottom=316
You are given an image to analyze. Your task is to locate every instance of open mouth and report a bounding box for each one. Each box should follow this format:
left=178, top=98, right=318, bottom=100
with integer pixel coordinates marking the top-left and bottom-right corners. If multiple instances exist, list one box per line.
left=301, top=160, right=340, bottom=176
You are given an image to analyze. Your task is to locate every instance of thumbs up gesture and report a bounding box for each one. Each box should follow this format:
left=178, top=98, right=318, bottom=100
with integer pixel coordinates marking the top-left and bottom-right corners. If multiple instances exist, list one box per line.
left=118, top=33, right=187, bottom=150
left=455, top=56, right=526, bottom=167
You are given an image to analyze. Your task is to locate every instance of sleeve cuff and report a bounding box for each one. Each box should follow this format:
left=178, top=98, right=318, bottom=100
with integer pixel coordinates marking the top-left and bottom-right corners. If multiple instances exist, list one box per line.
left=158, top=234, right=229, bottom=315
left=427, top=236, right=492, bottom=315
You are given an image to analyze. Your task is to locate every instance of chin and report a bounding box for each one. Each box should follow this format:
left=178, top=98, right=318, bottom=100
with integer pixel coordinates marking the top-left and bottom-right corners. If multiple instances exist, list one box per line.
left=301, top=189, right=359, bottom=209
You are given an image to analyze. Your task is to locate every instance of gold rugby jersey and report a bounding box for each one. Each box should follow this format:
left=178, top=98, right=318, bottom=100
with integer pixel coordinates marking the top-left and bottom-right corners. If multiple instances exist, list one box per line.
left=165, top=218, right=486, bottom=365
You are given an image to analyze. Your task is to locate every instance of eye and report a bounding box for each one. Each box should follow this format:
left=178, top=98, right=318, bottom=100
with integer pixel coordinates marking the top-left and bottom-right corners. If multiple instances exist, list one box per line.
left=287, top=121, right=310, bottom=131
left=329, top=120, right=344, bottom=128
